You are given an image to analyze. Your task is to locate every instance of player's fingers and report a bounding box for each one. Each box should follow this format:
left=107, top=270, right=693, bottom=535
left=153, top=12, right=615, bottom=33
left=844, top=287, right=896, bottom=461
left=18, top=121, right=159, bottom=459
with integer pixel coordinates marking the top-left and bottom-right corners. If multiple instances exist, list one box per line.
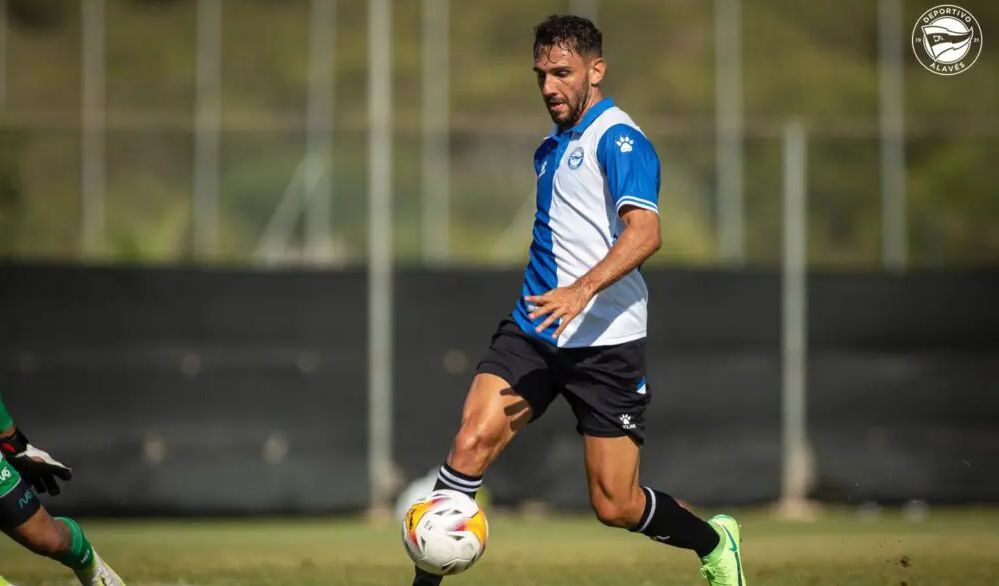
left=29, top=476, right=47, bottom=494
left=553, top=310, right=580, bottom=338
left=535, top=309, right=562, bottom=333
left=553, top=316, right=570, bottom=337
left=528, top=304, right=554, bottom=320
left=42, top=474, right=60, bottom=496
left=53, top=466, right=73, bottom=482
left=525, top=294, right=553, bottom=307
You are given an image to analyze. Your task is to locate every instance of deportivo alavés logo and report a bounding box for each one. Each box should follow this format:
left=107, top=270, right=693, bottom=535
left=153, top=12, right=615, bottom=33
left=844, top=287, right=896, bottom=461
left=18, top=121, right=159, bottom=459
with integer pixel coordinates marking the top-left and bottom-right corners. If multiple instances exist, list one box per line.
left=912, top=5, right=982, bottom=76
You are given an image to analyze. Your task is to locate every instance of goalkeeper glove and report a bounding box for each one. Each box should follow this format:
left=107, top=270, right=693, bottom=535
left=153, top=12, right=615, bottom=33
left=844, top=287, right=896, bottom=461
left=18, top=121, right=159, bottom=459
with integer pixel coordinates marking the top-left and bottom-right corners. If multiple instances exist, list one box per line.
left=0, top=429, right=73, bottom=496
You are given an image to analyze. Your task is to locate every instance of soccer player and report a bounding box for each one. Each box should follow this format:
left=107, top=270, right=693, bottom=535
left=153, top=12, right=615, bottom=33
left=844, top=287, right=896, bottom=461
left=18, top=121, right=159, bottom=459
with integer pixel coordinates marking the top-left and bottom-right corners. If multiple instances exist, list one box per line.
left=0, top=393, right=126, bottom=585
left=411, top=14, right=746, bottom=586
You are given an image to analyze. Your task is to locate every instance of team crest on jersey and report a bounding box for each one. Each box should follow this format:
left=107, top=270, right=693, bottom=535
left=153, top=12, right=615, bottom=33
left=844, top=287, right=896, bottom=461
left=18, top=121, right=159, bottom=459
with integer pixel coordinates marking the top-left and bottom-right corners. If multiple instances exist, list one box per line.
left=567, top=147, right=585, bottom=169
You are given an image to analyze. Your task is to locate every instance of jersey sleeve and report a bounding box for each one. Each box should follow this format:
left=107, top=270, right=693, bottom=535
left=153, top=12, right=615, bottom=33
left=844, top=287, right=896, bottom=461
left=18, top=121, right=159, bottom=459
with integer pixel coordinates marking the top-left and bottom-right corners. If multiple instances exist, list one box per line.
left=597, top=123, right=661, bottom=215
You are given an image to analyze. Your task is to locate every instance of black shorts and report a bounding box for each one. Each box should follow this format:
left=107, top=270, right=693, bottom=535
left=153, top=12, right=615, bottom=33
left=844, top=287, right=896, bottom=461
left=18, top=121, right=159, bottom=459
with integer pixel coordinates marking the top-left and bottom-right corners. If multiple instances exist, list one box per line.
left=476, top=317, right=651, bottom=444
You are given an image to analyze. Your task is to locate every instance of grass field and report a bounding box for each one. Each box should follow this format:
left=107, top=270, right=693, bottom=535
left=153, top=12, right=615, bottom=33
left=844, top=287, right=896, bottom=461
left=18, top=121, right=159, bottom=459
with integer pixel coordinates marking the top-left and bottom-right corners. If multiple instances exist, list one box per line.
left=2, top=508, right=997, bottom=585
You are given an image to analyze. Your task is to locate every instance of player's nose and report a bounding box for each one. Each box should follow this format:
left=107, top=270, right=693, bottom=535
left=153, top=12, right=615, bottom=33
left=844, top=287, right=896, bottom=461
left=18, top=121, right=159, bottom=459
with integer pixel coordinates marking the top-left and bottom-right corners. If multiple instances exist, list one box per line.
left=540, top=77, right=559, bottom=98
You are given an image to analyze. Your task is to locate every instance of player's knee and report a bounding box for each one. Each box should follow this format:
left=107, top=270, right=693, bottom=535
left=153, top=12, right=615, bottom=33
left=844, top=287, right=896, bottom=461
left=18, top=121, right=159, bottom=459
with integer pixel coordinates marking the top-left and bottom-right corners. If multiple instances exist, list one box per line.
left=453, top=423, right=501, bottom=461
left=591, top=496, right=633, bottom=528
left=591, top=489, right=645, bottom=529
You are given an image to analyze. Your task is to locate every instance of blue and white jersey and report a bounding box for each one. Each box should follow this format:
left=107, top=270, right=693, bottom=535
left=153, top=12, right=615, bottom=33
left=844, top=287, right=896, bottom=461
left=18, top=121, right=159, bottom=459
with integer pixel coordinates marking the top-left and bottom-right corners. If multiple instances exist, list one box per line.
left=513, top=97, right=660, bottom=348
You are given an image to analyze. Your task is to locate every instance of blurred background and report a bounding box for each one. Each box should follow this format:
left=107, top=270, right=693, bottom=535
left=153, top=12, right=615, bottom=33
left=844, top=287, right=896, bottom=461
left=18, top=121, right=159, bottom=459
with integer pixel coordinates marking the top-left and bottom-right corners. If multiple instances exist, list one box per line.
left=0, top=0, right=997, bottom=521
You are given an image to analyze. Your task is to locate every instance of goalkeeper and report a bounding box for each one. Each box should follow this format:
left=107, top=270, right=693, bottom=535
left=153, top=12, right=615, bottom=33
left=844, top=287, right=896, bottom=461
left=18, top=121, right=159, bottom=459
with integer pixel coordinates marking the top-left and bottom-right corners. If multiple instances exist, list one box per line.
left=0, top=392, right=126, bottom=586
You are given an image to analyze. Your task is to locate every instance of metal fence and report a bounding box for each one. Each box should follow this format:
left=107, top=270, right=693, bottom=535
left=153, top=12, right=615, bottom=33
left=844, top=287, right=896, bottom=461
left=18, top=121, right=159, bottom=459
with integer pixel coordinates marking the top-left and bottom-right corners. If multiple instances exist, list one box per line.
left=1, top=0, right=995, bottom=268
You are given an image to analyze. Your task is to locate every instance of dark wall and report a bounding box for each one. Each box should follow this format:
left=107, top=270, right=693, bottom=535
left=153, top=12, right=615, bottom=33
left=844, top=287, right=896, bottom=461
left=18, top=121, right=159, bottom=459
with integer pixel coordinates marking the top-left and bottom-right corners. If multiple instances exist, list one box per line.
left=0, top=265, right=369, bottom=514
left=1, top=264, right=997, bottom=514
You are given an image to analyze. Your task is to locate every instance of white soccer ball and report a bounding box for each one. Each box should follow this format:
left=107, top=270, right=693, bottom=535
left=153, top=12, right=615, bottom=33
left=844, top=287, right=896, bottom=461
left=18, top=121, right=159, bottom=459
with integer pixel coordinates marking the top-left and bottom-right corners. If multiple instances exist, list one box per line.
left=402, top=489, right=489, bottom=576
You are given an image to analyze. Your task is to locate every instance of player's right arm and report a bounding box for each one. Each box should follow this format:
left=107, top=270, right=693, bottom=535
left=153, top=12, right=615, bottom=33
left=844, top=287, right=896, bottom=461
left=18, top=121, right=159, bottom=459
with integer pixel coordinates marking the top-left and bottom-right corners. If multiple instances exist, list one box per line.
left=0, top=393, right=73, bottom=495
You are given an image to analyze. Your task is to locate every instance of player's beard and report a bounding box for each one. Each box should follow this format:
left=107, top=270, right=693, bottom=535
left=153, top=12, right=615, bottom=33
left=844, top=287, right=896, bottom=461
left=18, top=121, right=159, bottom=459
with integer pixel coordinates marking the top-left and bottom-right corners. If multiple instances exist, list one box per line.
left=559, top=82, right=592, bottom=130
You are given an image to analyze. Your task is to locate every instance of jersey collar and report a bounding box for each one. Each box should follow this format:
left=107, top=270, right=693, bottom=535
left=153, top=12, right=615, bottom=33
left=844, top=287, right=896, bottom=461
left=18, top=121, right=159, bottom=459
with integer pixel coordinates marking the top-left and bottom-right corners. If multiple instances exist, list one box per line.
left=547, top=97, right=615, bottom=138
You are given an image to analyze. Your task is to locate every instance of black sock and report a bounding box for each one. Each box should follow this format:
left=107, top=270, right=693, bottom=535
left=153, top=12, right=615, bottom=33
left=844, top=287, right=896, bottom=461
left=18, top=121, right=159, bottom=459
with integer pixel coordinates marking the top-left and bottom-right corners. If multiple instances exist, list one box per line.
left=413, top=464, right=484, bottom=585
left=631, top=486, right=720, bottom=558
left=413, top=568, right=443, bottom=586
left=432, top=463, right=482, bottom=498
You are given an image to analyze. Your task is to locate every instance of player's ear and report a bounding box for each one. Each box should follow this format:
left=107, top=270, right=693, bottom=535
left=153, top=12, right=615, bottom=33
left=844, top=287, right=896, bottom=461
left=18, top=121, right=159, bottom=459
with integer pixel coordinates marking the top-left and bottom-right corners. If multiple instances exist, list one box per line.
left=589, top=56, right=606, bottom=86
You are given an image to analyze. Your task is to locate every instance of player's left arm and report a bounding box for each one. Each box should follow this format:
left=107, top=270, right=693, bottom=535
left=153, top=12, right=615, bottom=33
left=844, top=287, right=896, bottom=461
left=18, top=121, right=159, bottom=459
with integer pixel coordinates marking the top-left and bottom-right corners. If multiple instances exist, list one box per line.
left=527, top=124, right=661, bottom=338
left=0, top=392, right=74, bottom=495
left=526, top=207, right=660, bottom=338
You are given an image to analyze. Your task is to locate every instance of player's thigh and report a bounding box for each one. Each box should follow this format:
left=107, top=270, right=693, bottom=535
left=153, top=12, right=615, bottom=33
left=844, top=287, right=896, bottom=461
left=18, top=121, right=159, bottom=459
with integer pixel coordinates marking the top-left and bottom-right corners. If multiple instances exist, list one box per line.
left=466, top=316, right=560, bottom=444
left=456, top=372, right=534, bottom=450
left=582, top=433, right=642, bottom=506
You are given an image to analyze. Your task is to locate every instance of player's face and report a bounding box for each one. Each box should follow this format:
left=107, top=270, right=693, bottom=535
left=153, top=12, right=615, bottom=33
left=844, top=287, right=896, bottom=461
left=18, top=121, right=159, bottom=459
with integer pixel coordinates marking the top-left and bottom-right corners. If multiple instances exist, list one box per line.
left=533, top=44, right=605, bottom=129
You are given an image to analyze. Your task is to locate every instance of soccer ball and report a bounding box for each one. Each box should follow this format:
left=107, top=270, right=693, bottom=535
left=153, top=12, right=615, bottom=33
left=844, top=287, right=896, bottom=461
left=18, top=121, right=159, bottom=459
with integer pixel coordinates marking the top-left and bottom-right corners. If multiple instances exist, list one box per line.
left=402, top=489, right=489, bottom=575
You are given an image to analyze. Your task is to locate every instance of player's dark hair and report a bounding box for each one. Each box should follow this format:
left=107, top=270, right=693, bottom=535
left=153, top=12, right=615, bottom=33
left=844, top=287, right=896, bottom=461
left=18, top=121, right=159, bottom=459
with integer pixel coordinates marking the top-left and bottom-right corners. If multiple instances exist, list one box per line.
left=533, top=14, right=602, bottom=60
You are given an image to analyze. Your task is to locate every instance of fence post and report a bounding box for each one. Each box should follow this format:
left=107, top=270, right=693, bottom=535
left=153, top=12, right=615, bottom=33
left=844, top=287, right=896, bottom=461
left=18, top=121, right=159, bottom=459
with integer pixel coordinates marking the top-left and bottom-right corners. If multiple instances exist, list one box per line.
left=714, top=0, right=744, bottom=265
left=421, top=0, right=450, bottom=264
left=879, top=0, right=907, bottom=270
left=778, top=120, right=817, bottom=518
left=81, top=0, right=106, bottom=258
left=368, top=0, right=395, bottom=513
left=194, top=0, right=222, bottom=260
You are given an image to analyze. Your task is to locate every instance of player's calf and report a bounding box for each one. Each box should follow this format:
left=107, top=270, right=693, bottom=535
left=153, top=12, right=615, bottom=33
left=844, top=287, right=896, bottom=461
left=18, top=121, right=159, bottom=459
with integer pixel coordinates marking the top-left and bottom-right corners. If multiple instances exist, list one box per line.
left=629, top=486, right=721, bottom=557
left=48, top=517, right=126, bottom=586
left=7, top=510, right=71, bottom=558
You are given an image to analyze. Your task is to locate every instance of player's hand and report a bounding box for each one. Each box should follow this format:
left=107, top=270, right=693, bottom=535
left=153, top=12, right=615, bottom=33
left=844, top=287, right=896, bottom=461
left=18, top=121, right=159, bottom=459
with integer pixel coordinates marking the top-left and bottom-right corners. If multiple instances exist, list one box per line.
left=525, top=281, right=596, bottom=339
left=0, top=428, right=73, bottom=496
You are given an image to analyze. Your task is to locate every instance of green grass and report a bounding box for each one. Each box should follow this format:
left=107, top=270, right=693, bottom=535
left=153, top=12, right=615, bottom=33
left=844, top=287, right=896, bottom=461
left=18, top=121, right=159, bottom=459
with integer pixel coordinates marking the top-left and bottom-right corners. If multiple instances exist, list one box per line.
left=2, top=508, right=997, bottom=585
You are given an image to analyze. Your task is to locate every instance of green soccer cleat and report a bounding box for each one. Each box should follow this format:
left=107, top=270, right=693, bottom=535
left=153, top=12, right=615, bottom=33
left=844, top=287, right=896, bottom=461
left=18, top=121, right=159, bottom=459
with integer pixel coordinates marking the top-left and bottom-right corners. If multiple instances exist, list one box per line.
left=699, top=514, right=747, bottom=586
left=0, top=575, right=17, bottom=586
left=75, top=552, right=126, bottom=586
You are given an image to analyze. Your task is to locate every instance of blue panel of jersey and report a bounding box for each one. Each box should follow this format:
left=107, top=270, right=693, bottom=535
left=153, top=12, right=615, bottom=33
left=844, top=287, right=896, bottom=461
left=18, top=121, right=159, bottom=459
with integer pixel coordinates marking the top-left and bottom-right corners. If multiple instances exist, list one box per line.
left=514, top=135, right=565, bottom=342
left=597, top=123, right=660, bottom=211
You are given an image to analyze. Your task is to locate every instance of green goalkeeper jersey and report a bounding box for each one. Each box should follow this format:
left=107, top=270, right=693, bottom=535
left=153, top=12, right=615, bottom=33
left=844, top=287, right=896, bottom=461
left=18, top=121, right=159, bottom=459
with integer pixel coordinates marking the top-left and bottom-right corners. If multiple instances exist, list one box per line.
left=0, top=393, right=12, bottom=431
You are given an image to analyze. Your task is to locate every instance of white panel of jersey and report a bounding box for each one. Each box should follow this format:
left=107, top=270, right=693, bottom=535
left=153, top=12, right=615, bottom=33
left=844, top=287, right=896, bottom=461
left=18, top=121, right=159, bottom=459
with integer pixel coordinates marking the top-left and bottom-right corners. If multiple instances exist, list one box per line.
left=512, top=97, right=661, bottom=347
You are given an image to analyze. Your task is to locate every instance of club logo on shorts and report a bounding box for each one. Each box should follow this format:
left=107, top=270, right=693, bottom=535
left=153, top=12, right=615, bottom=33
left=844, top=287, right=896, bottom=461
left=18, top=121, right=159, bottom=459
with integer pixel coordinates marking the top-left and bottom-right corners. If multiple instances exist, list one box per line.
left=912, top=5, right=982, bottom=76
left=619, top=414, right=637, bottom=430
left=568, top=147, right=584, bottom=169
